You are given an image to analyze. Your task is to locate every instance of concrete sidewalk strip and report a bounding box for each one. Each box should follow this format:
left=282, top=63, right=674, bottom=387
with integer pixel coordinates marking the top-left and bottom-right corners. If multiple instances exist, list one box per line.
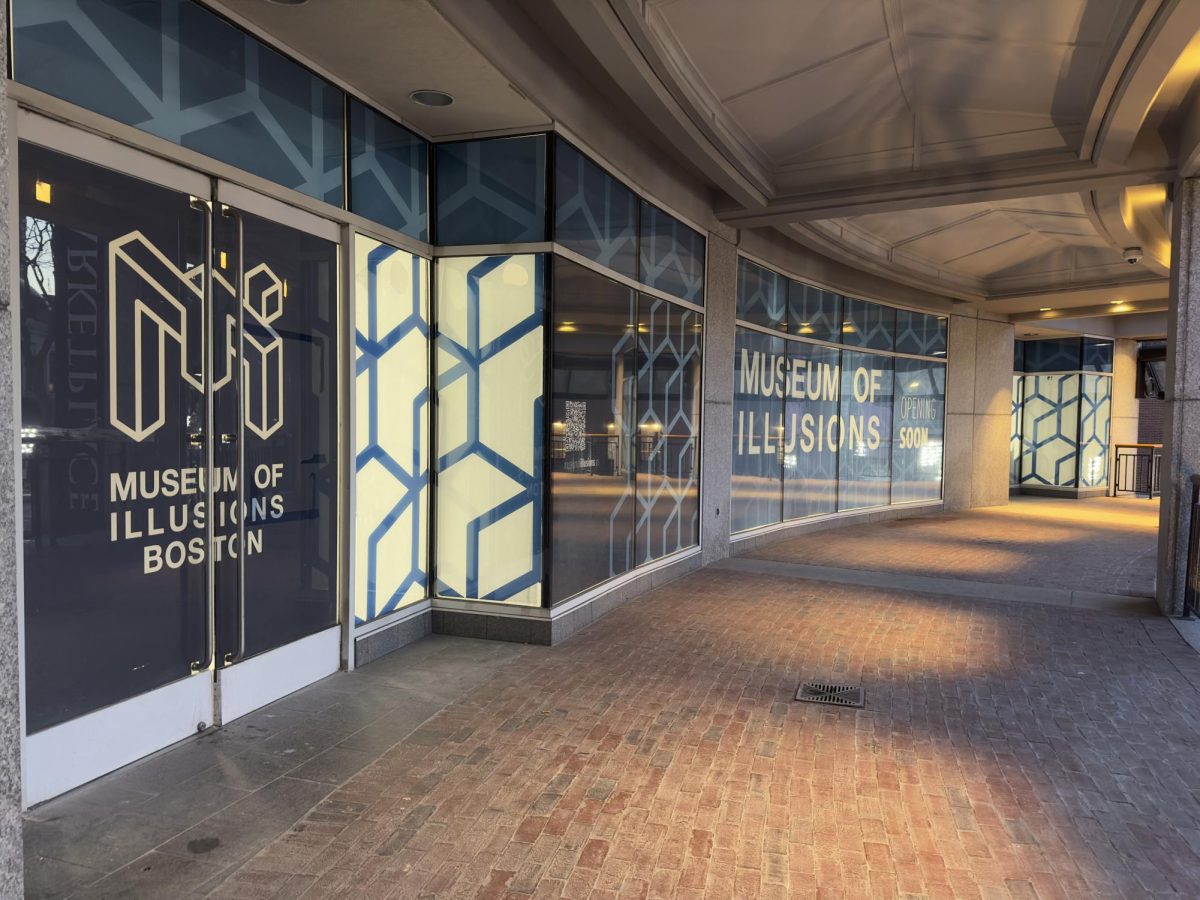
left=716, top=556, right=1159, bottom=615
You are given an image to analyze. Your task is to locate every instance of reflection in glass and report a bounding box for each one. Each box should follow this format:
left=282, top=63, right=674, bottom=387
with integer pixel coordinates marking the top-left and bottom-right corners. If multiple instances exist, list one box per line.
left=354, top=238, right=429, bottom=623
left=549, top=259, right=637, bottom=602
left=731, top=329, right=783, bottom=532
left=788, top=281, right=842, bottom=344
left=636, top=296, right=702, bottom=561
left=891, top=359, right=945, bottom=503
left=783, top=342, right=841, bottom=519
left=838, top=351, right=894, bottom=510
left=842, top=297, right=895, bottom=352
left=435, top=254, right=545, bottom=605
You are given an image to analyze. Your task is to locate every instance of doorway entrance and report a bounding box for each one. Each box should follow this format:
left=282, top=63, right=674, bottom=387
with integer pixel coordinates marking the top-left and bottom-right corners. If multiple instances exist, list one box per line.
left=18, top=117, right=342, bottom=805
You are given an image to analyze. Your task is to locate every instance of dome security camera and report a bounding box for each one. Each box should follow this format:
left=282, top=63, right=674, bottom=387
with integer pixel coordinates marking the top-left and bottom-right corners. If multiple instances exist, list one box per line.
left=1122, top=247, right=1144, bottom=265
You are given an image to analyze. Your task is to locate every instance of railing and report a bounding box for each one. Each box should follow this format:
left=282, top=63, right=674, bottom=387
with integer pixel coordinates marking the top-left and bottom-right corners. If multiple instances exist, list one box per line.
left=1182, top=475, right=1200, bottom=618
left=1110, top=443, right=1162, bottom=498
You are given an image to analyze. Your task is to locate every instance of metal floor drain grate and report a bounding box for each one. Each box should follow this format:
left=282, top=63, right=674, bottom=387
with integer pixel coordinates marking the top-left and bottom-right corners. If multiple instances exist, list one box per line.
left=795, top=682, right=864, bottom=707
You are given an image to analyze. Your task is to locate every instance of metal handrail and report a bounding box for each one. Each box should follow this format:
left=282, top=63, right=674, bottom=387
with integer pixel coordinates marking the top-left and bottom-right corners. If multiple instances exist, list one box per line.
left=1183, top=475, right=1200, bottom=619
left=1111, top=443, right=1162, bottom=498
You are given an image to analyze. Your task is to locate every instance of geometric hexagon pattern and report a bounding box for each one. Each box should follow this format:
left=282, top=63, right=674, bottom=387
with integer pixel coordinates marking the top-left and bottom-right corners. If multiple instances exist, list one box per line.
left=636, top=297, right=702, bottom=562
left=1078, top=374, right=1112, bottom=487
left=354, top=239, right=429, bottom=624
left=1014, top=371, right=1113, bottom=488
left=15, top=0, right=344, bottom=205
left=435, top=255, right=545, bottom=606
left=1018, top=373, right=1082, bottom=487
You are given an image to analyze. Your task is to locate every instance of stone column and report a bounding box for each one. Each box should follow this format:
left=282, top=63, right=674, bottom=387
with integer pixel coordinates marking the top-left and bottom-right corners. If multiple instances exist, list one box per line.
left=1157, top=177, right=1200, bottom=615
left=0, top=5, right=24, bottom=891
left=944, top=313, right=1015, bottom=510
left=1110, top=339, right=1140, bottom=450
left=699, top=233, right=736, bottom=564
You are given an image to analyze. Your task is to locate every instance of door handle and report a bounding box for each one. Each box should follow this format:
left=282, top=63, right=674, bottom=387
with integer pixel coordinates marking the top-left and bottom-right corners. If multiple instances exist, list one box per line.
left=188, top=432, right=205, bottom=446
left=220, top=433, right=237, bottom=444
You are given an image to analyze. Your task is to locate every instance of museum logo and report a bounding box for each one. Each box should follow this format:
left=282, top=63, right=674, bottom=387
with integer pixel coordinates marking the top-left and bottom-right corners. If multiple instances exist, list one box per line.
left=108, top=230, right=285, bottom=442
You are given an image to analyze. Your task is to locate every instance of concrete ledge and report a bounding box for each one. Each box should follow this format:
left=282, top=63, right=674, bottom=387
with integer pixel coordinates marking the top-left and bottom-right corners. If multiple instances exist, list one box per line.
left=716, top=557, right=1160, bottom=616
left=431, top=549, right=706, bottom=646
left=1015, top=485, right=1108, bottom=499
left=729, top=502, right=943, bottom=555
left=353, top=609, right=432, bottom=666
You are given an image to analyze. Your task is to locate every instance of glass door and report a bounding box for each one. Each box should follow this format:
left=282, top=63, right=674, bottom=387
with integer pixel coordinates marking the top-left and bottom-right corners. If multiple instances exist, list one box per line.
left=17, top=115, right=343, bottom=806
left=210, top=183, right=341, bottom=723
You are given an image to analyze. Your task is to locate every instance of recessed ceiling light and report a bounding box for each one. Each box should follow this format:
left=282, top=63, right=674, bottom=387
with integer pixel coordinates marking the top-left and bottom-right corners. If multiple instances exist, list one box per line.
left=1039, top=307, right=1052, bottom=312
left=264, top=0, right=310, bottom=6
left=410, top=89, right=454, bottom=108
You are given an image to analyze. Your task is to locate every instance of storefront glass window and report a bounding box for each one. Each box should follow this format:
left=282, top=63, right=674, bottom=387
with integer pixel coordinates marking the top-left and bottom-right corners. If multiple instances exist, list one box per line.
left=435, top=136, right=548, bottom=245
left=554, top=140, right=638, bottom=280
left=348, top=100, right=428, bottom=241
left=837, top=351, right=895, bottom=510
left=783, top=342, right=841, bottom=519
left=434, top=254, right=545, bottom=605
left=636, top=296, right=702, bottom=561
left=891, top=359, right=946, bottom=503
left=639, top=202, right=705, bottom=304
left=548, top=259, right=638, bottom=602
left=731, top=329, right=784, bottom=531
left=13, top=0, right=344, bottom=205
left=354, top=238, right=429, bottom=623
left=789, top=282, right=842, bottom=344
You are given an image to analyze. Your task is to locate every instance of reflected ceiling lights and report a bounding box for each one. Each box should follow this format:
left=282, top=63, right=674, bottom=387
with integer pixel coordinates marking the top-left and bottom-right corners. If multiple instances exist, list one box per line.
left=410, top=89, right=455, bottom=108
left=264, top=0, right=310, bottom=5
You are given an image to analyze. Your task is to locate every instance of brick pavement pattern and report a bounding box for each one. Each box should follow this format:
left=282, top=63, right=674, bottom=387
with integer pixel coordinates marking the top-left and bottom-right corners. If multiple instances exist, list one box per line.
left=210, top=567, right=1200, bottom=899
left=746, top=497, right=1160, bottom=598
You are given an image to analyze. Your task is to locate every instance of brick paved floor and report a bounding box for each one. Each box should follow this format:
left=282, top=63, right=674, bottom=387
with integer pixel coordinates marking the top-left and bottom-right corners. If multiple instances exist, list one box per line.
left=746, top=497, right=1159, bottom=598
left=207, top=567, right=1200, bottom=899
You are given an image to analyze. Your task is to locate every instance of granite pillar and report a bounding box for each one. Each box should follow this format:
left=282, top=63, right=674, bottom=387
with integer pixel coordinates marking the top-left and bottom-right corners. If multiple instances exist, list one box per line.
left=1111, top=338, right=1140, bottom=450
left=0, top=6, right=25, bottom=891
left=944, top=313, right=1015, bottom=510
left=1158, top=177, right=1200, bottom=615
left=699, top=233, right=736, bottom=564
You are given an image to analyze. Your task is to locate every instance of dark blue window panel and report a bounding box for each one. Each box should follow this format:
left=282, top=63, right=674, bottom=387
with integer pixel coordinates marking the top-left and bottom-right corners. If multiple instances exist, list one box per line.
left=788, top=281, right=842, bottom=344
left=842, top=297, right=895, bottom=351
left=639, top=202, right=705, bottom=304
left=1020, top=338, right=1082, bottom=373
left=13, top=0, right=344, bottom=205
left=1014, top=340, right=1025, bottom=372
left=348, top=99, right=428, bottom=241
left=435, top=135, right=548, bottom=245
left=554, top=139, right=637, bottom=279
left=1083, top=337, right=1114, bottom=373
left=736, top=259, right=788, bottom=330
left=894, top=310, right=948, bottom=357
